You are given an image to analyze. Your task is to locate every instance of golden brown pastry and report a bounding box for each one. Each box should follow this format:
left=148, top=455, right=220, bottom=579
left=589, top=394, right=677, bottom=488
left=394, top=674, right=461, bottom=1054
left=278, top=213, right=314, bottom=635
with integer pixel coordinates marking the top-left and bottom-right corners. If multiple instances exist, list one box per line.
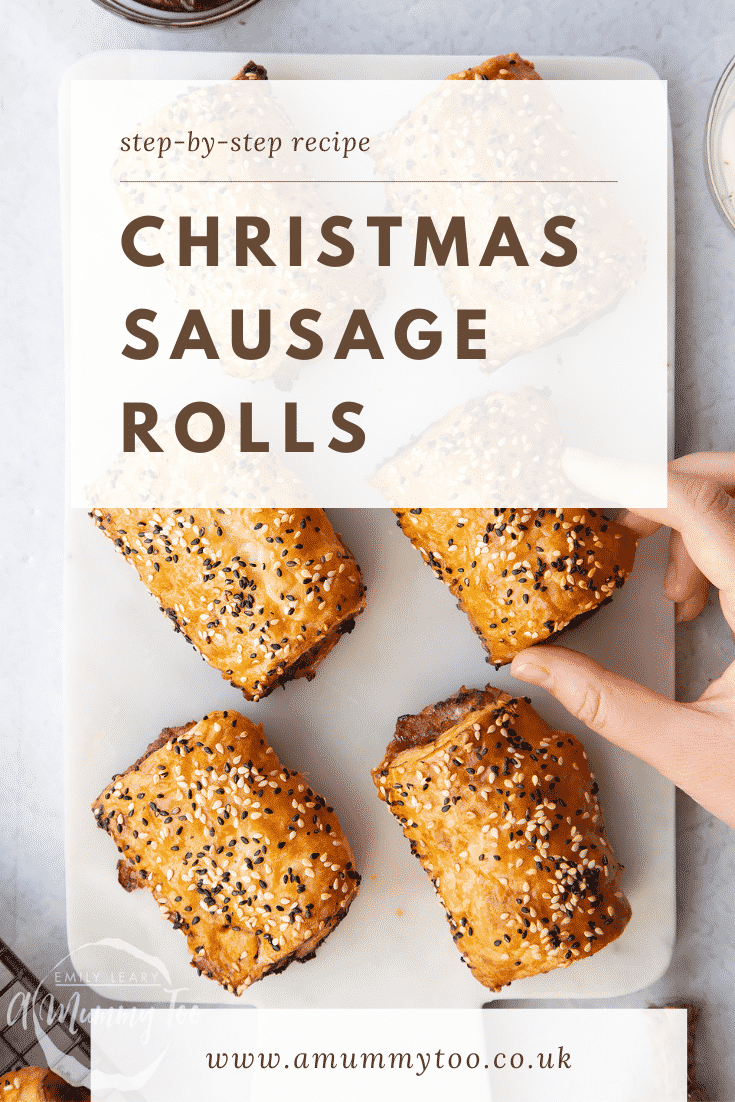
left=393, top=507, right=637, bottom=667
left=93, top=710, right=360, bottom=994
left=370, top=388, right=575, bottom=507
left=447, top=53, right=541, bottom=81
left=373, top=687, right=631, bottom=991
left=369, top=80, right=644, bottom=374
left=233, top=60, right=269, bottom=80
left=90, top=508, right=366, bottom=701
left=0, top=1068, right=88, bottom=1101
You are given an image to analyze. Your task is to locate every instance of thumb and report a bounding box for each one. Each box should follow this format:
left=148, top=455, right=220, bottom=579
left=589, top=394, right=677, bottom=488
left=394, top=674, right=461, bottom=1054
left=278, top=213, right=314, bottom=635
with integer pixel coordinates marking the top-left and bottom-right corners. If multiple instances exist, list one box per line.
left=509, top=646, right=694, bottom=780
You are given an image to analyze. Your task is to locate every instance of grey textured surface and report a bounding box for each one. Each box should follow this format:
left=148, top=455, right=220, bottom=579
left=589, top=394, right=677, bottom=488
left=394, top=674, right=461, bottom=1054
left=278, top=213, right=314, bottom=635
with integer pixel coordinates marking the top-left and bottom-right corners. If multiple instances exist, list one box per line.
left=2, top=0, right=735, bottom=1096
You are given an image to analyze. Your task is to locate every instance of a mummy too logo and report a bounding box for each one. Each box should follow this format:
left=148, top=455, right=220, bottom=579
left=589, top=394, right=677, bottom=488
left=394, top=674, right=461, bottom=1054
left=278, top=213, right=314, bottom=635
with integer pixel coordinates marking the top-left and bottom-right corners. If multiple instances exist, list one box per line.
left=6, top=939, right=197, bottom=1092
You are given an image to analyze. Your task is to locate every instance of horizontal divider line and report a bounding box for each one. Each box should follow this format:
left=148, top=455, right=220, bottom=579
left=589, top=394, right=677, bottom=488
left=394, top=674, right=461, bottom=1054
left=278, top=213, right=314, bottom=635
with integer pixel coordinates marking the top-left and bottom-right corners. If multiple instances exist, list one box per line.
left=118, top=178, right=619, bottom=184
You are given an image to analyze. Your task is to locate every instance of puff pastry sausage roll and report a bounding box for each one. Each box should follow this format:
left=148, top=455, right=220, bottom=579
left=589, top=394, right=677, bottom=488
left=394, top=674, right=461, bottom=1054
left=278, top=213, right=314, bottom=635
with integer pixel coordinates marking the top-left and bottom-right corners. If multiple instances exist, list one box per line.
left=90, top=507, right=366, bottom=701
left=371, top=388, right=574, bottom=507
left=369, top=83, right=645, bottom=373
left=0, top=1068, right=88, bottom=1101
left=233, top=60, right=268, bottom=80
left=447, top=53, right=541, bottom=81
left=393, top=507, right=637, bottom=666
left=373, top=687, right=631, bottom=991
left=93, top=711, right=360, bottom=994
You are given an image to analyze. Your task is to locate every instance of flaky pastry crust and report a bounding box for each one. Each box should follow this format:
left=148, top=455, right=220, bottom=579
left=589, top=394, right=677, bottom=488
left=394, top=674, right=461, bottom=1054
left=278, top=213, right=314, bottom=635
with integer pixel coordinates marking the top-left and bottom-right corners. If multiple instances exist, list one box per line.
left=233, top=60, right=268, bottom=80
left=447, top=53, right=541, bottom=81
left=90, top=508, right=366, bottom=701
left=93, top=711, right=360, bottom=994
left=373, top=687, right=631, bottom=991
left=393, top=507, right=637, bottom=666
left=0, top=1068, right=88, bottom=1101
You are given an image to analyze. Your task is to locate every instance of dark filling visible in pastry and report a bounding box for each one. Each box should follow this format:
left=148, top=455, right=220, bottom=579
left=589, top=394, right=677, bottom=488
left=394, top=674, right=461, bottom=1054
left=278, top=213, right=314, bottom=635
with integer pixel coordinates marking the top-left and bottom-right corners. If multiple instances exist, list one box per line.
left=192, top=891, right=359, bottom=986
left=233, top=60, right=269, bottom=80
left=387, top=687, right=502, bottom=758
left=266, top=616, right=357, bottom=693
left=544, top=596, right=614, bottom=645
left=41, top=1073, right=90, bottom=1102
left=481, top=594, right=615, bottom=669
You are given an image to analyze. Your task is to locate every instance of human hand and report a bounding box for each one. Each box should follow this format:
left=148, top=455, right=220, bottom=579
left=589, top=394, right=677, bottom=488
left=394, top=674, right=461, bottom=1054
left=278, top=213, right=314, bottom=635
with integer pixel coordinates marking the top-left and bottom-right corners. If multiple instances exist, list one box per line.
left=511, top=452, right=735, bottom=828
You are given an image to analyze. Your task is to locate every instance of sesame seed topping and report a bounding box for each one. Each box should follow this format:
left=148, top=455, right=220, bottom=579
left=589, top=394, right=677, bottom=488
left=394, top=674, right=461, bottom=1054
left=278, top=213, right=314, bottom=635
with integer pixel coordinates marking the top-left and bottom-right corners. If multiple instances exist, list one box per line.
left=393, top=508, right=637, bottom=668
left=93, top=710, right=360, bottom=993
left=90, top=508, right=367, bottom=703
left=372, top=686, right=630, bottom=991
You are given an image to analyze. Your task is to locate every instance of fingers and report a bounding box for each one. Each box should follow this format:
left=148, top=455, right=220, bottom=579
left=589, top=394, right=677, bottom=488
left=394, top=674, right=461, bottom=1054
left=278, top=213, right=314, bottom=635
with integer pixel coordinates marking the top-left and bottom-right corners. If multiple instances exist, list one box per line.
left=621, top=502, right=714, bottom=623
left=561, top=450, right=735, bottom=626
left=561, top=447, right=666, bottom=508
left=615, top=511, right=661, bottom=538
left=560, top=449, right=735, bottom=505
left=664, top=529, right=710, bottom=621
left=617, top=471, right=735, bottom=631
left=665, top=456, right=735, bottom=627
left=675, top=590, right=710, bottom=623
left=510, top=647, right=704, bottom=784
left=510, top=647, right=735, bottom=828
left=663, top=473, right=735, bottom=597
left=621, top=460, right=734, bottom=623
left=616, top=452, right=735, bottom=536
left=669, top=451, right=735, bottom=489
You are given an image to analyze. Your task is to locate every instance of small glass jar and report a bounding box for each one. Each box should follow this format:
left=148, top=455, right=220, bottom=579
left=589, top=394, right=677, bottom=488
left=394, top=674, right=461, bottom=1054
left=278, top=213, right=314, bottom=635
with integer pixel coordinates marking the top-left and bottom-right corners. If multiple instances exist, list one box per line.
left=89, top=0, right=263, bottom=28
left=704, top=53, right=735, bottom=233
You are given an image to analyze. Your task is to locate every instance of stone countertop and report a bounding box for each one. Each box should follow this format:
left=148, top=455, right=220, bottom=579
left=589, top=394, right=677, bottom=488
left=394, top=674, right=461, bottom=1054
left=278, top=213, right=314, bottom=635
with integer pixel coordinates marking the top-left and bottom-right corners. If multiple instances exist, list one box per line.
left=2, top=1, right=735, bottom=1096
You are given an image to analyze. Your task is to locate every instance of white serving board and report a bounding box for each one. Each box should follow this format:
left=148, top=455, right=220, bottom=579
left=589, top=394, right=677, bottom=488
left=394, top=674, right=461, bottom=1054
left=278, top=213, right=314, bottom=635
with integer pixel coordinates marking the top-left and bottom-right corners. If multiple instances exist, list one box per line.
left=62, top=52, right=674, bottom=1008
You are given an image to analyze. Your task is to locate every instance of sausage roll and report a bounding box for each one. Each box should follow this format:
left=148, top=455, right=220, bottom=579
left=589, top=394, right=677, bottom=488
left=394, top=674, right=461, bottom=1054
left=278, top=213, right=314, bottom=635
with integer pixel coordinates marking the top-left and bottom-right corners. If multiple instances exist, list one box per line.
left=447, top=53, right=541, bottom=81
left=233, top=60, right=269, bottom=80
left=93, top=710, right=360, bottom=994
left=373, top=687, right=631, bottom=991
left=370, top=387, right=574, bottom=507
left=369, top=81, right=645, bottom=373
left=90, top=507, right=366, bottom=701
left=393, top=507, right=637, bottom=666
left=0, top=1068, right=88, bottom=1101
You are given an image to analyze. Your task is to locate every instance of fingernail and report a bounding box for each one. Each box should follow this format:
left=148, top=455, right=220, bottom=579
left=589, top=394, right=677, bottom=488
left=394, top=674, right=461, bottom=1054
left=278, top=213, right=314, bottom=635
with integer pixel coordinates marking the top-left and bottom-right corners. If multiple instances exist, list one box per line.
left=512, top=660, right=552, bottom=689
